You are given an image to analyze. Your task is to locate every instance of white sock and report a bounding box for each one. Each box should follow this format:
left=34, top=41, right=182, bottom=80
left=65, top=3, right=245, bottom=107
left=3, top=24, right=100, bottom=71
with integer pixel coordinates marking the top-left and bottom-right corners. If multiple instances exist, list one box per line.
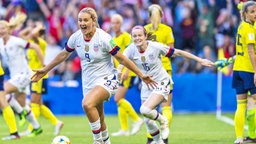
left=89, top=118, right=102, bottom=141
left=7, top=94, right=23, bottom=113
left=140, top=105, right=166, bottom=123
left=102, top=128, right=110, bottom=144
left=24, top=105, right=40, bottom=129
left=144, top=118, right=161, bottom=141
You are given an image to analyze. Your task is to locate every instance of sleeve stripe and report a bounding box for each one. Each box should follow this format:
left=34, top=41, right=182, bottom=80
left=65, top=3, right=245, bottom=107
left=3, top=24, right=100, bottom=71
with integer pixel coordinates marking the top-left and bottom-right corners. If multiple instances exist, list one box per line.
left=25, top=42, right=30, bottom=49
left=65, top=44, right=74, bottom=52
left=109, top=46, right=120, bottom=55
left=165, top=47, right=175, bottom=57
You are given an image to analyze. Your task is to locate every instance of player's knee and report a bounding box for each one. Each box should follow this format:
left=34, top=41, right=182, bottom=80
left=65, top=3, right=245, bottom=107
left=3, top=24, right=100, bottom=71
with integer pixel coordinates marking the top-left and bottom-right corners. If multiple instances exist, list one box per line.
left=82, top=99, right=94, bottom=112
left=140, top=105, right=151, bottom=116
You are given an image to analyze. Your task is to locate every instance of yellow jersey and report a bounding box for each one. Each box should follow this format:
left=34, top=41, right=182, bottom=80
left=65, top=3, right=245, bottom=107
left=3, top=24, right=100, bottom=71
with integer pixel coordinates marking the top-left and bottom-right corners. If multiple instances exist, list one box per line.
left=0, top=60, right=4, bottom=76
left=113, top=32, right=135, bottom=76
left=27, top=37, right=48, bottom=78
left=144, top=23, right=174, bottom=70
left=233, top=21, right=256, bottom=72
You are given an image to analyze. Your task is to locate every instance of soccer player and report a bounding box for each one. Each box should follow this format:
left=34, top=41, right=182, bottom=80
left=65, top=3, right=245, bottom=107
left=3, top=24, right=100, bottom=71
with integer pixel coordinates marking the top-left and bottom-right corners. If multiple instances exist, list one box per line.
left=119, top=25, right=214, bottom=144
left=30, top=7, right=157, bottom=144
left=0, top=20, right=44, bottom=140
left=18, top=21, right=64, bottom=136
left=231, top=1, right=256, bottom=143
left=144, top=4, right=174, bottom=144
left=109, top=14, right=144, bottom=137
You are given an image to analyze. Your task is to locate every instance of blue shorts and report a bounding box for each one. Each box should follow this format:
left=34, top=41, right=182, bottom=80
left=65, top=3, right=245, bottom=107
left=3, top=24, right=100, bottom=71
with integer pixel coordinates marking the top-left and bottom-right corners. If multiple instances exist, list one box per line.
left=0, top=75, right=3, bottom=91
left=232, top=71, right=256, bottom=95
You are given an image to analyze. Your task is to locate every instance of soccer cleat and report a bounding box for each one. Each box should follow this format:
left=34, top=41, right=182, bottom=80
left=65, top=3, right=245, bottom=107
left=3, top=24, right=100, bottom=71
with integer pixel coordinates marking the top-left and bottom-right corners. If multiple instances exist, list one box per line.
left=54, top=121, right=64, bottom=135
left=234, top=137, right=243, bottom=144
left=150, top=139, right=165, bottom=144
left=243, top=136, right=256, bottom=143
left=103, top=137, right=111, bottom=144
left=28, top=127, right=43, bottom=137
left=111, top=130, right=129, bottom=137
left=2, top=133, right=20, bottom=140
left=19, top=129, right=31, bottom=137
left=159, top=117, right=169, bottom=139
left=93, top=140, right=104, bottom=144
left=18, top=110, right=27, bottom=126
left=131, top=118, right=144, bottom=135
left=163, top=138, right=168, bottom=144
left=146, top=138, right=154, bottom=144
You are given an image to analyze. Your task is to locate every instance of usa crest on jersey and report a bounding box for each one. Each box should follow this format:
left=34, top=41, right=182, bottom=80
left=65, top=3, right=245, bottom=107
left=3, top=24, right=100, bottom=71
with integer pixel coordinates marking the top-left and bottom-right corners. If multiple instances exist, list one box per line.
left=84, top=45, right=89, bottom=52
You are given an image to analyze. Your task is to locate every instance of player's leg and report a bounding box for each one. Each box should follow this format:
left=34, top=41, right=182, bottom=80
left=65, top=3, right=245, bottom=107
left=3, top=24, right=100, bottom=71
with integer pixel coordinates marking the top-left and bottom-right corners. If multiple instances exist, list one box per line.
left=15, top=92, right=43, bottom=137
left=0, top=75, right=19, bottom=140
left=233, top=71, right=252, bottom=143
left=144, top=117, right=164, bottom=144
left=140, top=93, right=169, bottom=140
left=98, top=102, right=110, bottom=144
left=34, top=79, right=64, bottom=135
left=82, top=86, right=110, bottom=143
left=243, top=94, right=256, bottom=143
left=112, top=83, right=130, bottom=136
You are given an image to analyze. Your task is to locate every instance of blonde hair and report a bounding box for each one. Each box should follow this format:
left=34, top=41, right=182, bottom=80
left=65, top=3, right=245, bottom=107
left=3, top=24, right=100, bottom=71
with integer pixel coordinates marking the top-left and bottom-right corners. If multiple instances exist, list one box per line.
left=111, top=14, right=123, bottom=24
left=241, top=1, right=256, bottom=21
left=79, top=7, right=99, bottom=28
left=148, top=4, right=163, bottom=31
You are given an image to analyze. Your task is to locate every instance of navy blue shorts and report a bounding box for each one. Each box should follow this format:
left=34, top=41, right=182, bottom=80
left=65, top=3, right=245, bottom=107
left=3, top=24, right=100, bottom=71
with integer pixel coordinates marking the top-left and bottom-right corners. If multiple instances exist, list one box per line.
left=232, top=71, right=256, bottom=95
left=0, top=75, right=4, bottom=91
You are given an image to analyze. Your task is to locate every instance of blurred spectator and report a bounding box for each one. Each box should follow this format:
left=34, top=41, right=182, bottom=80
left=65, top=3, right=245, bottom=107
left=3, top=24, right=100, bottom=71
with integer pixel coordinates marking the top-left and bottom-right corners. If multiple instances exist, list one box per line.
left=174, top=48, right=197, bottom=74
left=196, top=2, right=215, bottom=52
left=36, top=0, right=65, bottom=45
left=196, top=45, right=217, bottom=73
left=180, top=1, right=196, bottom=51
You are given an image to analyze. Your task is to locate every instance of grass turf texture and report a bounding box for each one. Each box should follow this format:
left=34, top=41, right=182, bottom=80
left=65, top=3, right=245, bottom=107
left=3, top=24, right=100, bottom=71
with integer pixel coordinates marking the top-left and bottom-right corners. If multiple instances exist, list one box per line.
left=0, top=114, right=236, bottom=144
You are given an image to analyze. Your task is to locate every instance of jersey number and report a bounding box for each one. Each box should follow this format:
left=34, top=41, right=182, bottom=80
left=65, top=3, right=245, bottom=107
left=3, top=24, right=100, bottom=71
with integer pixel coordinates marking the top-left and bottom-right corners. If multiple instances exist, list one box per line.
left=85, top=53, right=91, bottom=62
left=142, top=63, right=150, bottom=71
left=237, top=34, right=242, bottom=46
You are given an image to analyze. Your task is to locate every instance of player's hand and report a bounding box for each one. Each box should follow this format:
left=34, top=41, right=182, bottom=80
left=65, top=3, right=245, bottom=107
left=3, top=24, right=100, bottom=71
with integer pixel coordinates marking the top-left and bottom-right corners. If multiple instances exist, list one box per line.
left=31, top=69, right=47, bottom=82
left=200, top=59, right=215, bottom=67
left=140, top=75, right=157, bottom=90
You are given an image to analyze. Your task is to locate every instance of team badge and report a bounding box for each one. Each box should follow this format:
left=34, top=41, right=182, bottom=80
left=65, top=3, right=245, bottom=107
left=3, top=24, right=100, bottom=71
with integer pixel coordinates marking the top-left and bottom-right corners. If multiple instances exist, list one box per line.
left=93, top=44, right=99, bottom=52
left=84, top=45, right=89, bottom=52
left=161, top=82, right=164, bottom=85
left=141, top=56, right=146, bottom=62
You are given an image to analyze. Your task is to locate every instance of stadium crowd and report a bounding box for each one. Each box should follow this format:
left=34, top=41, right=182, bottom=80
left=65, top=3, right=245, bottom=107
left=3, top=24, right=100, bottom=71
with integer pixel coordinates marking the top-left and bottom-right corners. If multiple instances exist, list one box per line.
left=0, top=0, right=240, bottom=81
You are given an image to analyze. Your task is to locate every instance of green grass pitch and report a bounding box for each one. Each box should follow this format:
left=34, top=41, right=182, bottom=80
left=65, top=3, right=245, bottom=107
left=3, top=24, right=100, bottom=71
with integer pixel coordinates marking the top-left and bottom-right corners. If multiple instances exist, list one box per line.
left=0, top=114, right=237, bottom=144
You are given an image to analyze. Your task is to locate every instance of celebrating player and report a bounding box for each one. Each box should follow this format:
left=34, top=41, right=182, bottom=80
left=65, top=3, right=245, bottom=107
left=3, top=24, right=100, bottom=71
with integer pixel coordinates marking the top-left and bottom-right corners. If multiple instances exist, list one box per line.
left=31, top=7, right=157, bottom=144
left=18, top=20, right=64, bottom=136
left=0, top=20, right=44, bottom=140
left=144, top=4, right=175, bottom=144
left=119, top=25, right=214, bottom=144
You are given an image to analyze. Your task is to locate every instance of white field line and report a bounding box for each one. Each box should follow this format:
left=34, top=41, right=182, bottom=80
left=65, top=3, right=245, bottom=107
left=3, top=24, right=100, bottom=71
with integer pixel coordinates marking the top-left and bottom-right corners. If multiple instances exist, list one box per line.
left=217, top=115, right=248, bottom=130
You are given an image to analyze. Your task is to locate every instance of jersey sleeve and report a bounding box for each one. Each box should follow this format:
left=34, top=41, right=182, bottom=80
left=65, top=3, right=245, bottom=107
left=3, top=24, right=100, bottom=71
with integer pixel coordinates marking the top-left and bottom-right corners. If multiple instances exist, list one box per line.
left=65, top=33, right=76, bottom=52
left=16, top=37, right=30, bottom=49
left=244, top=26, right=255, bottom=45
left=102, top=32, right=120, bottom=55
left=157, top=42, right=175, bottom=58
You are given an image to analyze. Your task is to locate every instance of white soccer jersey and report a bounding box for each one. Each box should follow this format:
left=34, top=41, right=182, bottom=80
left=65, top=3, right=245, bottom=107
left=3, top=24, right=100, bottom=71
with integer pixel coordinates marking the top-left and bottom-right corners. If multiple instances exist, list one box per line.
left=0, top=36, right=32, bottom=77
left=124, top=41, right=174, bottom=100
left=65, top=28, right=120, bottom=95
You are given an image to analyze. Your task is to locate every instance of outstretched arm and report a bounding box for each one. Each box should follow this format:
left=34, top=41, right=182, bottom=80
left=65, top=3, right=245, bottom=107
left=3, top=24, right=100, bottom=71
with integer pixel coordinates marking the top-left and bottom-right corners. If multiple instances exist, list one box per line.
left=173, top=49, right=214, bottom=67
